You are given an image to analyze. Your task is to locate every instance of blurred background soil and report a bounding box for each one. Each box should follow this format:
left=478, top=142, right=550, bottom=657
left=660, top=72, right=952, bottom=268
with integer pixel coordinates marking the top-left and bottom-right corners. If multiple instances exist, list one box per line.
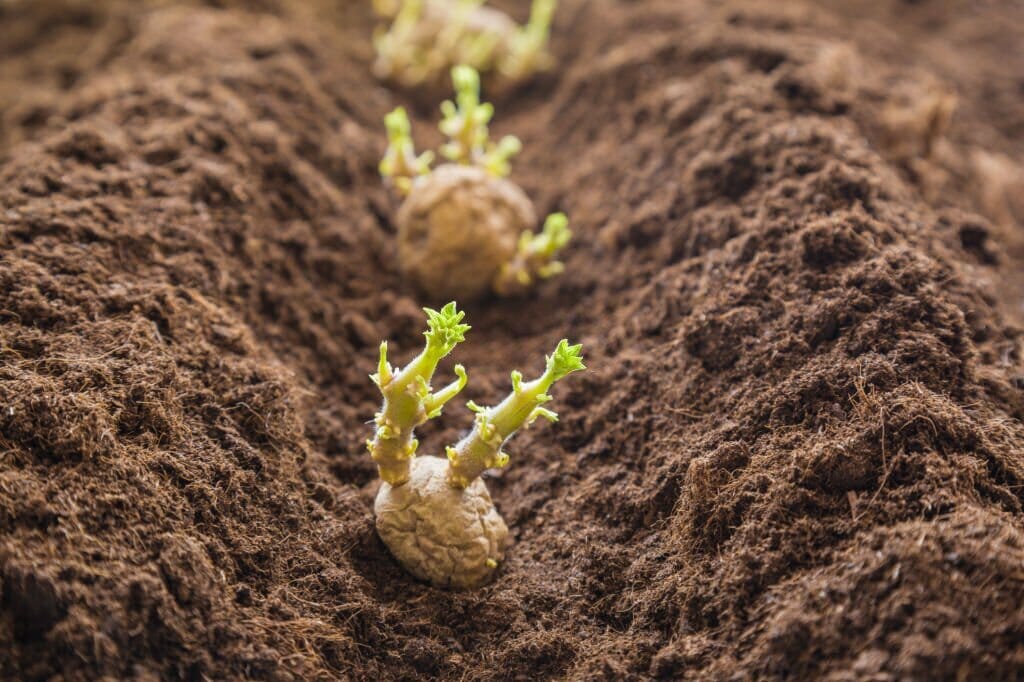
left=1, top=0, right=1023, bottom=679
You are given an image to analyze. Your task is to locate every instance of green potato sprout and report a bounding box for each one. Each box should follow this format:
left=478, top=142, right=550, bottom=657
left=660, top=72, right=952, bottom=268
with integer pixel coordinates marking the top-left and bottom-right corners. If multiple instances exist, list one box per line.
left=371, top=305, right=585, bottom=588
left=500, top=0, right=557, bottom=81
left=380, top=66, right=571, bottom=301
left=481, top=134, right=523, bottom=178
left=438, top=64, right=522, bottom=168
left=445, top=339, right=585, bottom=487
left=379, top=107, right=434, bottom=195
left=367, top=302, right=469, bottom=485
left=372, top=0, right=557, bottom=88
left=494, top=212, right=572, bottom=296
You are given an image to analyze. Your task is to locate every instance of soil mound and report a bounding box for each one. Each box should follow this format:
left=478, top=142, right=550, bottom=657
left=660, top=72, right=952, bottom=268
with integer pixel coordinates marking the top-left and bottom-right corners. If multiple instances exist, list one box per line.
left=1, top=0, right=1023, bottom=679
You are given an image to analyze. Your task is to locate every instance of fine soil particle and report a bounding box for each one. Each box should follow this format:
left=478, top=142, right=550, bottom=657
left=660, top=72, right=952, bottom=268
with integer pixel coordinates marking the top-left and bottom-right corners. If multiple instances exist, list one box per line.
left=2, top=0, right=1024, bottom=680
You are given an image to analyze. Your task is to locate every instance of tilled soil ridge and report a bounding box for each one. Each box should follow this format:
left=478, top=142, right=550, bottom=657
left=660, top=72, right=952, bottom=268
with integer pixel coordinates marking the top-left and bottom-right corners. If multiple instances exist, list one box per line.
left=2, top=1, right=1024, bottom=680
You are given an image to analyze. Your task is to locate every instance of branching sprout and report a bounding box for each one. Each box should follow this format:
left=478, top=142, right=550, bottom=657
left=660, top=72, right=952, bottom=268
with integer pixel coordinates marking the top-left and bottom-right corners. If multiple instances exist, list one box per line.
left=372, top=0, right=432, bottom=87
left=445, top=339, right=585, bottom=487
left=500, top=0, right=557, bottom=81
left=438, top=64, right=494, bottom=164
left=437, top=65, right=522, bottom=176
left=494, top=212, right=572, bottom=295
left=379, top=107, right=434, bottom=195
left=367, top=302, right=469, bottom=484
left=481, top=134, right=523, bottom=178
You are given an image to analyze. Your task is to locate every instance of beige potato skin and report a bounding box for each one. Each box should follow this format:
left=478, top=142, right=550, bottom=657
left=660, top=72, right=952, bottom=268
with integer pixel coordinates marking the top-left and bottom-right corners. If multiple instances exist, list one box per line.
left=375, top=455, right=509, bottom=589
left=397, top=165, right=536, bottom=302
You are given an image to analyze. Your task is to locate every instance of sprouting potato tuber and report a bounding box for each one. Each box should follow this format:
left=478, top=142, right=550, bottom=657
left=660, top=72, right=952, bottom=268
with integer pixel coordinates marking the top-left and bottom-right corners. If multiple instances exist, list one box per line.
left=372, top=0, right=557, bottom=88
left=380, top=65, right=572, bottom=301
left=368, top=305, right=585, bottom=589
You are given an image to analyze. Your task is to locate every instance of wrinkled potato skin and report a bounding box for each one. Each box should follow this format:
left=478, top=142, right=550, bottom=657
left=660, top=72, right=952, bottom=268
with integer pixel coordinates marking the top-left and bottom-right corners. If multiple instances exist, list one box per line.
left=397, top=165, right=536, bottom=301
left=375, top=456, right=509, bottom=589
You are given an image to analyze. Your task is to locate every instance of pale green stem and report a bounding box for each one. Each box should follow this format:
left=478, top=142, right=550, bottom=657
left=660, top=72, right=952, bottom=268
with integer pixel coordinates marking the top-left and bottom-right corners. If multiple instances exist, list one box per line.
left=445, top=367, right=560, bottom=488
left=369, top=338, right=466, bottom=485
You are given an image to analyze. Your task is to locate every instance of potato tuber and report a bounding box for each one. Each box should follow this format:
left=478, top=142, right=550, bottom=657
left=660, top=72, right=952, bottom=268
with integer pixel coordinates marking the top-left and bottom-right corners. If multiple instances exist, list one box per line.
left=397, top=164, right=535, bottom=301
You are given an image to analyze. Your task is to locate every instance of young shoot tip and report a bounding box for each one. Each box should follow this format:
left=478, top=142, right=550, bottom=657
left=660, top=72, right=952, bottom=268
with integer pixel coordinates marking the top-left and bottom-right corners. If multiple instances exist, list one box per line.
left=546, top=339, right=585, bottom=381
left=367, top=303, right=472, bottom=485
left=452, top=63, right=481, bottom=97
left=423, top=301, right=471, bottom=354
left=539, top=212, right=571, bottom=251
left=384, top=106, right=412, bottom=140
left=372, top=340, right=393, bottom=387
left=530, top=0, right=558, bottom=29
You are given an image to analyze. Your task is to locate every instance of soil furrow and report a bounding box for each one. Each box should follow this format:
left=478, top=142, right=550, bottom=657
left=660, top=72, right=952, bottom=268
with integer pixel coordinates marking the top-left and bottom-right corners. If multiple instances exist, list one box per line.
left=1, top=0, right=1023, bottom=679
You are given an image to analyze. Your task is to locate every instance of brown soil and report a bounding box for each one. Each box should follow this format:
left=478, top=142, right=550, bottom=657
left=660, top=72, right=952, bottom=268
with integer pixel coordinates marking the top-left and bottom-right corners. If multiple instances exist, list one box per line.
left=2, top=0, right=1024, bottom=679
